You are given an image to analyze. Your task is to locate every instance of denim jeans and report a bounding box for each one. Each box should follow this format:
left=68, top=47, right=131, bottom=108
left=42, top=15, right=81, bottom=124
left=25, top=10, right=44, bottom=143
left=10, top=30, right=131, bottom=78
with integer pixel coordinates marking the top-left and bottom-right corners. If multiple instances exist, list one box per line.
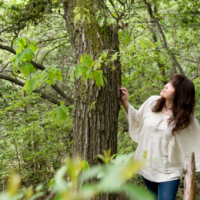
left=142, top=176, right=180, bottom=200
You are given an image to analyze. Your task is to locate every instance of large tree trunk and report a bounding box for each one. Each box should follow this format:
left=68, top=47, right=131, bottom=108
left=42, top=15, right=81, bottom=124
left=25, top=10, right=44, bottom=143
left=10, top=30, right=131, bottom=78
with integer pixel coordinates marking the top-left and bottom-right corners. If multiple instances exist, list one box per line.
left=63, top=0, right=121, bottom=168
left=63, top=2, right=121, bottom=199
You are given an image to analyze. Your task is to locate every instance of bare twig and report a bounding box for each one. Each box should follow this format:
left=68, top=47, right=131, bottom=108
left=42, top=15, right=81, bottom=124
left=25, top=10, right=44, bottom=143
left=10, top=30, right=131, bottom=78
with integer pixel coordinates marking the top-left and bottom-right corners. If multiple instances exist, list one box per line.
left=41, top=42, right=68, bottom=65
left=0, top=61, right=11, bottom=73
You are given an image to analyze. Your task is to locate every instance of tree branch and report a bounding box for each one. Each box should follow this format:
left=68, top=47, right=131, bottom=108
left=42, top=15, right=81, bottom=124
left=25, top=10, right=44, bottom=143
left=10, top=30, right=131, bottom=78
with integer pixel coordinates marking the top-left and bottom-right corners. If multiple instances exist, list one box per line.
left=116, top=0, right=126, bottom=9
left=0, top=74, right=64, bottom=106
left=41, top=42, right=68, bottom=65
left=148, top=6, right=167, bottom=84
left=0, top=7, right=44, bottom=36
left=108, top=0, right=125, bottom=23
left=143, top=0, right=185, bottom=75
left=36, top=36, right=67, bottom=45
left=0, top=43, right=74, bottom=104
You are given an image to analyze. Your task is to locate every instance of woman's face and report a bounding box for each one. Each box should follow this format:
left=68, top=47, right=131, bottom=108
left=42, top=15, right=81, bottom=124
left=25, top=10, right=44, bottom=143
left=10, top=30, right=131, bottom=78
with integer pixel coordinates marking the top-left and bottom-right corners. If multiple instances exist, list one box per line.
left=160, top=81, right=175, bottom=100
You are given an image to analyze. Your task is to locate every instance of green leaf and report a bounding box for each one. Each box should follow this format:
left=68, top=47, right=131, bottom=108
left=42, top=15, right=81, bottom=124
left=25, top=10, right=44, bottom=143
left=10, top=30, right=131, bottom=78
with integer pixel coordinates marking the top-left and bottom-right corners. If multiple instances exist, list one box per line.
left=24, top=48, right=35, bottom=61
left=103, top=75, right=107, bottom=83
left=61, top=104, right=68, bottom=114
left=112, top=12, right=117, bottom=18
left=83, top=54, right=93, bottom=67
left=139, top=39, right=147, bottom=48
left=99, top=17, right=105, bottom=27
left=127, top=42, right=135, bottom=52
left=17, top=37, right=27, bottom=49
left=17, top=50, right=25, bottom=61
left=21, top=37, right=27, bottom=47
left=83, top=8, right=90, bottom=14
left=70, top=71, right=74, bottom=81
left=80, top=165, right=103, bottom=182
left=122, top=31, right=130, bottom=46
left=52, top=0, right=57, bottom=3
left=17, top=40, right=24, bottom=49
left=30, top=44, right=37, bottom=52
left=39, top=70, right=48, bottom=82
left=140, top=38, right=154, bottom=47
left=74, top=13, right=81, bottom=25
left=80, top=55, right=84, bottom=64
left=87, top=16, right=91, bottom=24
left=102, top=51, right=108, bottom=60
left=24, top=79, right=30, bottom=91
left=111, top=52, right=118, bottom=62
left=94, top=71, right=104, bottom=88
left=13, top=58, right=20, bottom=71
left=82, top=68, right=87, bottom=82
left=56, top=107, right=67, bottom=124
left=118, top=30, right=123, bottom=41
left=83, top=161, right=90, bottom=171
left=107, top=18, right=112, bottom=26
left=20, top=62, right=29, bottom=77
left=75, top=65, right=83, bottom=78
left=81, top=14, right=86, bottom=23
left=73, top=7, right=79, bottom=14
left=27, top=62, right=35, bottom=73
left=96, top=10, right=100, bottom=20
left=86, top=69, right=93, bottom=79
left=48, top=70, right=56, bottom=85
left=80, top=184, right=99, bottom=199
left=16, top=46, right=22, bottom=54
left=56, top=70, right=63, bottom=81
left=122, top=184, right=155, bottom=200
left=24, top=78, right=37, bottom=94
left=90, top=101, right=96, bottom=110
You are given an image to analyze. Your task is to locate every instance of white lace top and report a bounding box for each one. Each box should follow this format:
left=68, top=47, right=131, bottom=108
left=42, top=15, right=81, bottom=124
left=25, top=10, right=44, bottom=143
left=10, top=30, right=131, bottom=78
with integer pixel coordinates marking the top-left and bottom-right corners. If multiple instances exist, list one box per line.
left=126, top=95, right=200, bottom=182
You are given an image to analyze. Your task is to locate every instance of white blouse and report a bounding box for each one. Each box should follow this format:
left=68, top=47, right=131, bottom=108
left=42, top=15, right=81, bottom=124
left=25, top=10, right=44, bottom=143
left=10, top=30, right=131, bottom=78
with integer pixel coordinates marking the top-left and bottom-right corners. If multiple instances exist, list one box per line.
left=125, top=95, right=200, bottom=182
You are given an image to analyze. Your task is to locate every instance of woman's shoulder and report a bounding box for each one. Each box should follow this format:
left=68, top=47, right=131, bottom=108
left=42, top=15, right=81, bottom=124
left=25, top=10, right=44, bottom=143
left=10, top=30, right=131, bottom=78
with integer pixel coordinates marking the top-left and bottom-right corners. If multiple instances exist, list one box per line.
left=143, top=95, right=160, bottom=110
left=146, top=95, right=160, bottom=103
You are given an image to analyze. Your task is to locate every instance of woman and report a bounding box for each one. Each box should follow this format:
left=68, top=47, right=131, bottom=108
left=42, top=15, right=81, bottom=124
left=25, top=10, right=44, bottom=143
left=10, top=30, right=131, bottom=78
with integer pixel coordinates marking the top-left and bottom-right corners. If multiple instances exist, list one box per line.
left=120, top=74, right=200, bottom=200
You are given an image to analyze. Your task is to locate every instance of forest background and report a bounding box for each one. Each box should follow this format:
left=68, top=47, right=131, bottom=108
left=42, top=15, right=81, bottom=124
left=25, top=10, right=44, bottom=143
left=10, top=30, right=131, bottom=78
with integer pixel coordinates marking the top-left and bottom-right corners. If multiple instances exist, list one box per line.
left=0, top=0, right=200, bottom=199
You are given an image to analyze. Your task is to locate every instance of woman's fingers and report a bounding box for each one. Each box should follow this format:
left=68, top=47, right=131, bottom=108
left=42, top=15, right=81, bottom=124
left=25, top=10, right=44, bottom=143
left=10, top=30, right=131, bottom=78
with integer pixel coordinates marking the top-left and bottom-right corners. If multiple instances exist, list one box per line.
left=120, top=90, right=126, bottom=94
left=120, top=89, right=127, bottom=94
left=120, top=86, right=128, bottom=101
left=120, top=87, right=127, bottom=91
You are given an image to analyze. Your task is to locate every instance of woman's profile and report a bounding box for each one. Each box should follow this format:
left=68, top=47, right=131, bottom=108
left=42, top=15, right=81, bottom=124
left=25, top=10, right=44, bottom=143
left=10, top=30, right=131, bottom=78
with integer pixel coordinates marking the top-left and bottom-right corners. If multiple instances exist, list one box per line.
left=120, top=74, right=200, bottom=200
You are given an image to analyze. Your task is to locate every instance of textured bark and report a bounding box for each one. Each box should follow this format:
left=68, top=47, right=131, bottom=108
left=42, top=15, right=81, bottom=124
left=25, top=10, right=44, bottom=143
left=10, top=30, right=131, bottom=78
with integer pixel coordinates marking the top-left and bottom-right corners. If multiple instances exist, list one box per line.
left=184, top=152, right=196, bottom=200
left=62, top=0, right=121, bottom=173
left=63, top=1, right=121, bottom=199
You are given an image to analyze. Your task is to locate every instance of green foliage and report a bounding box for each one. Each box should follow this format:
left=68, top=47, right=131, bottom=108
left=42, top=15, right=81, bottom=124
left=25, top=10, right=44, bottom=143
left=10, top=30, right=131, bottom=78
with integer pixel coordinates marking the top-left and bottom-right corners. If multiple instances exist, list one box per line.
left=75, top=54, right=106, bottom=88
left=12, top=38, right=64, bottom=94
left=0, top=153, right=155, bottom=200
left=1, top=0, right=200, bottom=198
left=0, top=91, right=73, bottom=190
left=73, top=7, right=92, bottom=25
left=12, top=38, right=36, bottom=76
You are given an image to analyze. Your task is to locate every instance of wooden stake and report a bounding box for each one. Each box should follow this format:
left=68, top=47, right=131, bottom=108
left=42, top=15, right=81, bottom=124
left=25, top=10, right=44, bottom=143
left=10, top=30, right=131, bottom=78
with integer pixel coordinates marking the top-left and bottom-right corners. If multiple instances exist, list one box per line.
left=184, top=152, right=196, bottom=200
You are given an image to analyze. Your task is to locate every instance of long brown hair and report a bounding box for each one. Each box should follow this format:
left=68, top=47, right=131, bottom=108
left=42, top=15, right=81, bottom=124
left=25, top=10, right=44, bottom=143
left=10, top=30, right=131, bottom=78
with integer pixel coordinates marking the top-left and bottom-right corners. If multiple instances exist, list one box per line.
left=152, top=74, right=195, bottom=135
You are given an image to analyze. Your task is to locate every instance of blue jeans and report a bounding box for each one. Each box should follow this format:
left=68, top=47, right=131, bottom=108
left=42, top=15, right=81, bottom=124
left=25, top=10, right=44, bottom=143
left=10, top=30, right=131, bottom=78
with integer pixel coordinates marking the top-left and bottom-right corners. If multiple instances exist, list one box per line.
left=142, top=176, right=180, bottom=200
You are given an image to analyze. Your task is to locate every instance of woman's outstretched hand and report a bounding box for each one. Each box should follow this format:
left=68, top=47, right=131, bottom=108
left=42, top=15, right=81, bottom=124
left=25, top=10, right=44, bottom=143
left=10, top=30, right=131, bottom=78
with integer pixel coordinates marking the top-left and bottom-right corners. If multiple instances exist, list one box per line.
left=120, top=86, right=128, bottom=102
left=120, top=86, right=129, bottom=113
